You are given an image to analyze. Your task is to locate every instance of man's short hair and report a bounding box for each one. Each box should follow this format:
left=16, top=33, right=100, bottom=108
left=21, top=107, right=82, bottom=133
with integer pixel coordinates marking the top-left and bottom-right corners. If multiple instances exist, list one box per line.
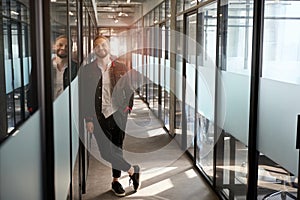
left=55, top=35, right=73, bottom=46
left=55, top=35, right=67, bottom=42
left=93, top=35, right=110, bottom=48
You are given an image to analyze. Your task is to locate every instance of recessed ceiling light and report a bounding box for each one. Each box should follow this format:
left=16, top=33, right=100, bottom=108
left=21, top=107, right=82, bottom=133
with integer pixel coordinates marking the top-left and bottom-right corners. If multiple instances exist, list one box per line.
left=10, top=11, right=19, bottom=15
left=118, top=12, right=128, bottom=17
left=114, top=17, right=119, bottom=23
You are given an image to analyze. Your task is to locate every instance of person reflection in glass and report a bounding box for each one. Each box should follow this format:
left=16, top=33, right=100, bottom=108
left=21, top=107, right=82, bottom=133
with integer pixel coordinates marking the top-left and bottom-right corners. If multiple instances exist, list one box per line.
left=27, top=35, right=77, bottom=114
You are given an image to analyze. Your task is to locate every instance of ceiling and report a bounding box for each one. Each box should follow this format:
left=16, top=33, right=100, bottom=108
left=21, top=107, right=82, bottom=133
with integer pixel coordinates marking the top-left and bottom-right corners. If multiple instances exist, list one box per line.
left=96, top=0, right=146, bottom=27
left=48, top=0, right=158, bottom=28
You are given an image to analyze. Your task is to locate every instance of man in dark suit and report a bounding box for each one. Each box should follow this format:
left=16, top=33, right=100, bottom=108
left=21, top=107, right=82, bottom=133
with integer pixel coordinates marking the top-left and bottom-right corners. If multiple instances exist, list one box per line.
left=79, top=35, right=140, bottom=197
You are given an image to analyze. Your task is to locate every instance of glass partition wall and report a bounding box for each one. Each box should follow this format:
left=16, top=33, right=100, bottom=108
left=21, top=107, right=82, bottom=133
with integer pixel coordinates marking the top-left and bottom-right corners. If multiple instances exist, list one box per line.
left=0, top=0, right=97, bottom=199
left=131, top=0, right=299, bottom=199
left=50, top=1, right=97, bottom=198
left=256, top=1, right=300, bottom=199
left=2, top=0, right=31, bottom=137
left=196, top=1, right=217, bottom=182
left=214, top=1, right=253, bottom=198
left=50, top=2, right=71, bottom=199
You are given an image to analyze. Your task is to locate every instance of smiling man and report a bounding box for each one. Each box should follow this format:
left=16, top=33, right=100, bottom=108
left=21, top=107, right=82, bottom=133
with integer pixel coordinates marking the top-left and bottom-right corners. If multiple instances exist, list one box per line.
left=52, top=35, right=77, bottom=100
left=79, top=35, right=140, bottom=197
left=26, top=35, right=77, bottom=114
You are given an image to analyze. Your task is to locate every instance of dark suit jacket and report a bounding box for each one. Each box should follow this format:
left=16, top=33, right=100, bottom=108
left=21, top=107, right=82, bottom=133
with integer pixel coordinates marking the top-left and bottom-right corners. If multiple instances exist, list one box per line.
left=26, top=60, right=78, bottom=114
left=79, top=59, right=134, bottom=123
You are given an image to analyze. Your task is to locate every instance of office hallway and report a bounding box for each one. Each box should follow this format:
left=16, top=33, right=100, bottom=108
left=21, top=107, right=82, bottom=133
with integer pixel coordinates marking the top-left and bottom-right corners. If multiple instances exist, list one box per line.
left=82, top=96, right=219, bottom=200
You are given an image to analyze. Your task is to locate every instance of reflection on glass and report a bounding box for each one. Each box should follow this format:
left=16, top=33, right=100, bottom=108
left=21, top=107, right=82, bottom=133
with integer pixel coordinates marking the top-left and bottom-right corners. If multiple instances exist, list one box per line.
left=153, top=26, right=160, bottom=116
left=3, top=0, right=32, bottom=136
left=166, top=0, right=171, bottom=19
left=175, top=15, right=183, bottom=137
left=164, top=20, right=171, bottom=130
left=186, top=14, right=197, bottom=157
left=215, top=1, right=253, bottom=199
left=185, top=0, right=197, bottom=10
left=263, top=1, right=300, bottom=85
left=196, top=2, right=217, bottom=181
left=226, top=1, right=253, bottom=74
left=177, top=0, right=184, bottom=13
left=10, top=0, right=19, bottom=20
left=50, top=1, right=72, bottom=199
left=257, top=1, right=300, bottom=199
left=160, top=1, right=165, bottom=21
left=160, top=25, right=166, bottom=123
left=257, top=154, right=298, bottom=199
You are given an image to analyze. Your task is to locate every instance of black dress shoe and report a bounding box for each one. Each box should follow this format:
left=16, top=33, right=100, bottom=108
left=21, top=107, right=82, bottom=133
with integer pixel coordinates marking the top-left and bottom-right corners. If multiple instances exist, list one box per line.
left=129, top=165, right=140, bottom=191
left=111, top=181, right=125, bottom=197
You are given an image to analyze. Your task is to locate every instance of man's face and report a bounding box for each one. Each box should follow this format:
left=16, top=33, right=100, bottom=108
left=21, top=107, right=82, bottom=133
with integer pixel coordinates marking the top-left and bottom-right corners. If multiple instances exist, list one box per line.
left=54, top=37, right=68, bottom=59
left=94, top=38, right=110, bottom=59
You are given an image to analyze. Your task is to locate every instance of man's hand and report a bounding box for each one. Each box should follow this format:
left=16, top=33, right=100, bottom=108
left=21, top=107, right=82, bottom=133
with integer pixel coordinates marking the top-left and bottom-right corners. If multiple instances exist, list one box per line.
left=86, top=122, right=94, bottom=134
left=123, top=106, right=132, bottom=114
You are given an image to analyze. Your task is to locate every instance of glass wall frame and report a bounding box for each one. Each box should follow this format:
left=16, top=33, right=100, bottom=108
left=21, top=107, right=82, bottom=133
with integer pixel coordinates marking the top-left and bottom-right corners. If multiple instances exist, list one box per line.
left=185, top=12, right=197, bottom=158
left=175, top=14, right=184, bottom=145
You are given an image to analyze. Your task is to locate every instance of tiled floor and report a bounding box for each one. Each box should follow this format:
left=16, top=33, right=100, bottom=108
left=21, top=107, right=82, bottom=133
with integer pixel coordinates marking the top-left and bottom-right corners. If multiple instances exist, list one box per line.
left=82, top=96, right=219, bottom=200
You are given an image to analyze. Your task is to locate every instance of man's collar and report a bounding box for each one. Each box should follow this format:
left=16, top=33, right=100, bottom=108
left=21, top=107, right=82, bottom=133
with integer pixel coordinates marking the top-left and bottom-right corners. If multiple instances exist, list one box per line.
left=53, top=57, right=68, bottom=71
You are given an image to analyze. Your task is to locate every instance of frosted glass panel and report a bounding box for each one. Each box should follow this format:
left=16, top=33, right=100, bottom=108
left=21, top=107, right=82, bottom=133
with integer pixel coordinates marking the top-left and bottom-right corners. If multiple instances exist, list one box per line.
left=149, top=56, right=154, bottom=80
left=23, top=57, right=30, bottom=85
left=5, top=60, right=12, bottom=93
left=53, top=90, right=71, bottom=199
left=0, top=112, right=42, bottom=200
left=154, top=57, right=159, bottom=84
left=160, top=57, right=165, bottom=88
left=132, top=53, right=137, bottom=70
left=175, top=59, right=183, bottom=101
left=258, top=79, right=299, bottom=176
left=197, top=67, right=215, bottom=121
left=263, top=1, right=300, bottom=85
left=13, top=58, right=22, bottom=88
left=138, top=54, right=143, bottom=71
left=186, top=63, right=195, bottom=108
left=216, top=71, right=250, bottom=144
left=165, top=59, right=170, bottom=92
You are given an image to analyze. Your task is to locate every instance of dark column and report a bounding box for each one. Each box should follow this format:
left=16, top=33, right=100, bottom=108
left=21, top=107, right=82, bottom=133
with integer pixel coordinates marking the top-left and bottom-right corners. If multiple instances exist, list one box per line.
left=247, top=0, right=265, bottom=199
left=0, top=1, right=7, bottom=142
left=30, top=0, right=55, bottom=199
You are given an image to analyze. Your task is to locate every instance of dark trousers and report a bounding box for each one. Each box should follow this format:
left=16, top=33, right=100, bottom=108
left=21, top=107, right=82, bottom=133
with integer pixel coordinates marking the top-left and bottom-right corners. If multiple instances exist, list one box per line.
left=94, top=110, right=131, bottom=178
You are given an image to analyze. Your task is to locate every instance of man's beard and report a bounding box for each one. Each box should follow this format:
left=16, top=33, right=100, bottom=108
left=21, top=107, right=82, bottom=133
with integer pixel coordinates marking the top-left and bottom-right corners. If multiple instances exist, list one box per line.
left=57, top=53, right=67, bottom=59
left=96, top=49, right=108, bottom=58
left=56, top=50, right=67, bottom=58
